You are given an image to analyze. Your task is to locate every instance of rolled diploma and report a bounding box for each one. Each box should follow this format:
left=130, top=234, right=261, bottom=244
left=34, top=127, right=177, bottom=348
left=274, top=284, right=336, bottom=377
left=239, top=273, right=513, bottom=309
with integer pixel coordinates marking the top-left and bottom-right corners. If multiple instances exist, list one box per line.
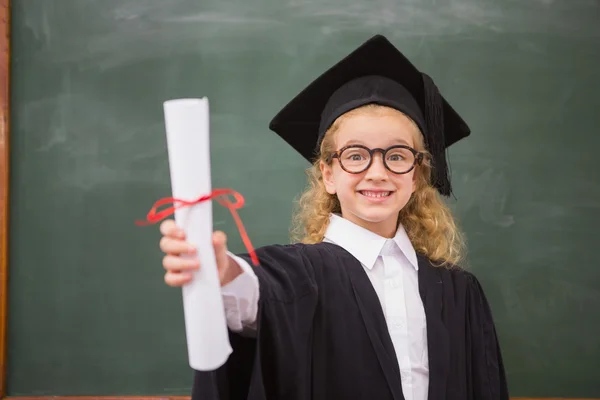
left=163, top=98, right=232, bottom=371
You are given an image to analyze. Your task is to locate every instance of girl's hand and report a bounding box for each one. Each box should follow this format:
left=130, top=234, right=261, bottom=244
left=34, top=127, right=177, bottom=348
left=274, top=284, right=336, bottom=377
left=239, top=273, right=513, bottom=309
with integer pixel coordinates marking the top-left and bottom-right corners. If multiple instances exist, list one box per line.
left=159, top=219, right=243, bottom=287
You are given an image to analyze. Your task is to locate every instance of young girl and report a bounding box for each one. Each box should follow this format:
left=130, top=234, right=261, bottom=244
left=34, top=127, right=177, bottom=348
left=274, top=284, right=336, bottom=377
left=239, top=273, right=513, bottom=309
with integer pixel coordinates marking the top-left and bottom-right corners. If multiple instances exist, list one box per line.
left=158, top=35, right=509, bottom=400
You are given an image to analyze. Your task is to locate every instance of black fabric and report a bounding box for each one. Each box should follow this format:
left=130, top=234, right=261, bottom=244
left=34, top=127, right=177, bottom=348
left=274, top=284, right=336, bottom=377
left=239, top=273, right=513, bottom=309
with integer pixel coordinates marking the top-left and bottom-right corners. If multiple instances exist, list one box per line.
left=318, top=75, right=425, bottom=143
left=192, top=242, right=509, bottom=400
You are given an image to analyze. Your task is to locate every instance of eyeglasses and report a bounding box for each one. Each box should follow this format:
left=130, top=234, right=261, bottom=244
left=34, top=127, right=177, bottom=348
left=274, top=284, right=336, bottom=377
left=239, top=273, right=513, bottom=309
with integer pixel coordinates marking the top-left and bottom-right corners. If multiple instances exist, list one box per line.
left=327, top=144, right=424, bottom=175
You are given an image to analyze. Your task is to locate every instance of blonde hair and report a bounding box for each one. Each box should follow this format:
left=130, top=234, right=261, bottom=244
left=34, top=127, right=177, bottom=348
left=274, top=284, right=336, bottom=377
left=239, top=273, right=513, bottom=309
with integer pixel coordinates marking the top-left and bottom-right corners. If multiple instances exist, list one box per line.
left=291, top=104, right=466, bottom=267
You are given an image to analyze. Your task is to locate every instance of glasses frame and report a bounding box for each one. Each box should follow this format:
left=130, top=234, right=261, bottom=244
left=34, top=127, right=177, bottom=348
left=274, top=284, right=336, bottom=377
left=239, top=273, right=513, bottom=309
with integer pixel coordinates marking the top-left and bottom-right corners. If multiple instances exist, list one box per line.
left=327, top=144, right=424, bottom=175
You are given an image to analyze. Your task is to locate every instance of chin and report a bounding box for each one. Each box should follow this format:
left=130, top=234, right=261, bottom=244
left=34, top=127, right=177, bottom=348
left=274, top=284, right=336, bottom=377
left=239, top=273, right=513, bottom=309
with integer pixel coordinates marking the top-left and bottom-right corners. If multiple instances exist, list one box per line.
left=352, top=208, right=400, bottom=225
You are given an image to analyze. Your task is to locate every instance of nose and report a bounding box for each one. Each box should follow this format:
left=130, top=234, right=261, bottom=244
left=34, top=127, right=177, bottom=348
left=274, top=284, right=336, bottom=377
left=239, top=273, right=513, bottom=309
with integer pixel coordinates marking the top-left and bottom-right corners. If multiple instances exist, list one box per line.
left=364, top=152, right=388, bottom=180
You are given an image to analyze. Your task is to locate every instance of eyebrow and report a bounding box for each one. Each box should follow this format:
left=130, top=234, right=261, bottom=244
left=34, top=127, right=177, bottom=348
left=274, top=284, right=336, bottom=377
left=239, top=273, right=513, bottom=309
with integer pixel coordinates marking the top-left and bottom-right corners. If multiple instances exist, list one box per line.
left=341, top=138, right=413, bottom=147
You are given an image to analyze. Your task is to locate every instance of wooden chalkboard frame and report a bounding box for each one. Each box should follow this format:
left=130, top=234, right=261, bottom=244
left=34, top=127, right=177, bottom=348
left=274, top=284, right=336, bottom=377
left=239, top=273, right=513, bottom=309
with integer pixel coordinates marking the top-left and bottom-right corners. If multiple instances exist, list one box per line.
left=0, top=0, right=593, bottom=398
left=0, top=0, right=10, bottom=397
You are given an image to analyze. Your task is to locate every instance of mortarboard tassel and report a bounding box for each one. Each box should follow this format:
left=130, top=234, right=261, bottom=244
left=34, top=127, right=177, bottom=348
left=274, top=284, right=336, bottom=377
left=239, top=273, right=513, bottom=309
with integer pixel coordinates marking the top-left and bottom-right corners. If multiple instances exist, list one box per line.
left=421, top=73, right=452, bottom=196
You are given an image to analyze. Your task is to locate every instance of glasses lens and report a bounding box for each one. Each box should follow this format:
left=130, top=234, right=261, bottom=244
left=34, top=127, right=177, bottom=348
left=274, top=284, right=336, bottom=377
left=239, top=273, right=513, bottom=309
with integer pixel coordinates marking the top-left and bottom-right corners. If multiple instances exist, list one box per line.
left=339, top=146, right=371, bottom=173
left=385, top=147, right=416, bottom=174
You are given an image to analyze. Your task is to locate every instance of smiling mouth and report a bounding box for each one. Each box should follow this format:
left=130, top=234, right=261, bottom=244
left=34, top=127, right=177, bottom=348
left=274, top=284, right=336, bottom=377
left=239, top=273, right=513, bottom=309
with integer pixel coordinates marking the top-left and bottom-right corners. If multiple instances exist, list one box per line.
left=358, top=190, right=392, bottom=198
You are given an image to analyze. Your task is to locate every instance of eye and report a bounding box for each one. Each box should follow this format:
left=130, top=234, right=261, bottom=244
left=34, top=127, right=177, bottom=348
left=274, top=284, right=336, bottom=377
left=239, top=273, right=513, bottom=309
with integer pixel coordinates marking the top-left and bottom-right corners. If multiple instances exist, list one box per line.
left=387, top=152, right=406, bottom=161
left=343, top=151, right=367, bottom=161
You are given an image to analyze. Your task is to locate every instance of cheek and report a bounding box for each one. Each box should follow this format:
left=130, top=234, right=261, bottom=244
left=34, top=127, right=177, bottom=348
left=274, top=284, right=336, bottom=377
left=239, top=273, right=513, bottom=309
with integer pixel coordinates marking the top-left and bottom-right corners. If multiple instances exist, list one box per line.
left=333, top=171, right=361, bottom=194
left=394, top=173, right=417, bottom=193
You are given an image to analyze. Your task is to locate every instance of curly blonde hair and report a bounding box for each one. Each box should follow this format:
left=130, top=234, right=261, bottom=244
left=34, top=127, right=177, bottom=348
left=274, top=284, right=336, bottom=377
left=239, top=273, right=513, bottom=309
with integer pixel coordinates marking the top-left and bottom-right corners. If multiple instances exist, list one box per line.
left=291, top=104, right=466, bottom=267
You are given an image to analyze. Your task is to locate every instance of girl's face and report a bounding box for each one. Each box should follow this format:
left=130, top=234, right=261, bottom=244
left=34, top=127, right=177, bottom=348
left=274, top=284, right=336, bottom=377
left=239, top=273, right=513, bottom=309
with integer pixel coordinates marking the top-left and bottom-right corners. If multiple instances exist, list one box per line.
left=320, top=107, right=420, bottom=238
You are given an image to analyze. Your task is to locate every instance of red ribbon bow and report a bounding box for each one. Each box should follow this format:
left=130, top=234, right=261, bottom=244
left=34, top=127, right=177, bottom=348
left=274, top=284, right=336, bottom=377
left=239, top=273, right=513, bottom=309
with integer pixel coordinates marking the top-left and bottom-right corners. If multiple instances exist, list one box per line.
left=136, top=188, right=259, bottom=266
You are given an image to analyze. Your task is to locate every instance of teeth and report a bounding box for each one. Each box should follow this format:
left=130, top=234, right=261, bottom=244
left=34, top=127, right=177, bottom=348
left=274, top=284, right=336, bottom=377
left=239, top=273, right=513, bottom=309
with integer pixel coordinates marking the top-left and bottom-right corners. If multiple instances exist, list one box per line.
left=361, top=191, right=391, bottom=198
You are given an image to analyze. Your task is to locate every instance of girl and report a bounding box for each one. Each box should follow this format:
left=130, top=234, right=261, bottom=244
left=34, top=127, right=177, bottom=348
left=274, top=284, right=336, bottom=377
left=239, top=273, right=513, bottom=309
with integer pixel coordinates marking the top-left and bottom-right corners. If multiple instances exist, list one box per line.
left=158, top=35, right=509, bottom=400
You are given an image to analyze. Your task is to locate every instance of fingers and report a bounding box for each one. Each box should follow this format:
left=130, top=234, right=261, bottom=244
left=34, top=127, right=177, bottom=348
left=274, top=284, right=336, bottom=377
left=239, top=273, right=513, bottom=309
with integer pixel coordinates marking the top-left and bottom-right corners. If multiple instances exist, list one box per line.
left=160, top=236, right=196, bottom=256
left=160, top=219, right=185, bottom=239
left=162, top=254, right=199, bottom=271
left=164, top=271, right=193, bottom=287
left=159, top=221, right=198, bottom=287
left=159, top=224, right=230, bottom=288
left=162, top=254, right=199, bottom=288
left=159, top=220, right=196, bottom=257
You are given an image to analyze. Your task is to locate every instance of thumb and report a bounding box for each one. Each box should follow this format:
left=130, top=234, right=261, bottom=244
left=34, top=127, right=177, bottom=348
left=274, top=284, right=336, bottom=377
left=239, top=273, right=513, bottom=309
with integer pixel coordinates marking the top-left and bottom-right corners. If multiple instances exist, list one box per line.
left=212, top=231, right=229, bottom=274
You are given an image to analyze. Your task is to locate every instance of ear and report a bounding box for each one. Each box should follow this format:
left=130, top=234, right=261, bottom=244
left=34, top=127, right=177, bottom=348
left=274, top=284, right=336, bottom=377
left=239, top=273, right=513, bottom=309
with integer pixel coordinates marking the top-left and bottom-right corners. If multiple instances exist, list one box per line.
left=320, top=160, right=337, bottom=195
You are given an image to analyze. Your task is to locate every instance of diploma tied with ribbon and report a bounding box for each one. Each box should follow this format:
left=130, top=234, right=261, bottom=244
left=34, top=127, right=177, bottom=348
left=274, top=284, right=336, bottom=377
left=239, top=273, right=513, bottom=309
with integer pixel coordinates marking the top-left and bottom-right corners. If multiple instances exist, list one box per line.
left=137, top=98, right=258, bottom=371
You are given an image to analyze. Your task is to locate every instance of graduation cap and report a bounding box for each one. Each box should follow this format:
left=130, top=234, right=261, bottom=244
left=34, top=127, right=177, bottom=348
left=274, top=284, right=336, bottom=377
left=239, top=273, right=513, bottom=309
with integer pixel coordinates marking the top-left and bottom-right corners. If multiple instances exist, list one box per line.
left=269, top=34, right=471, bottom=196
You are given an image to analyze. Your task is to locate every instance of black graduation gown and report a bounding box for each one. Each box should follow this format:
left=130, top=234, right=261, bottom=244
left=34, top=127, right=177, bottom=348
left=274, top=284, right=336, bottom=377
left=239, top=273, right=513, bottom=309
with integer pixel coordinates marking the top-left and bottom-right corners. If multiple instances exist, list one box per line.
left=191, top=242, right=509, bottom=400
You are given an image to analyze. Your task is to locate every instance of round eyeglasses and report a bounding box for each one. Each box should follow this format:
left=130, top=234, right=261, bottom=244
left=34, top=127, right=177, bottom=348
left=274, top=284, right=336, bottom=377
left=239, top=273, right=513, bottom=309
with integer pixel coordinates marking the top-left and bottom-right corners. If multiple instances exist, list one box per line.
left=327, top=144, right=424, bottom=174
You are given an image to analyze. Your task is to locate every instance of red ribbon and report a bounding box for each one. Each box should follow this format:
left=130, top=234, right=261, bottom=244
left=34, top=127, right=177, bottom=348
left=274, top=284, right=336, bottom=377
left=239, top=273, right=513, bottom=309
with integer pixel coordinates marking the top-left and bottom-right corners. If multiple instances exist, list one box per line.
left=136, top=188, right=259, bottom=266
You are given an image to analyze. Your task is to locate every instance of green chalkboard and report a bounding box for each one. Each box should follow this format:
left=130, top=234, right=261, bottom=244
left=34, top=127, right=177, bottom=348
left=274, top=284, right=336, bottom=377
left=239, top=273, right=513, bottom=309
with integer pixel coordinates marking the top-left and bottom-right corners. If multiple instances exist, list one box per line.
left=7, top=0, right=600, bottom=397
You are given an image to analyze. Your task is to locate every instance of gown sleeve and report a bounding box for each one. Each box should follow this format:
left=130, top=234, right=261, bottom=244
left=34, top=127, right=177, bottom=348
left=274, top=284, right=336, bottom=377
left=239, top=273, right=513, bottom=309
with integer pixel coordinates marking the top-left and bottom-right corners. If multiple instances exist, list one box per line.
left=465, top=272, right=510, bottom=400
left=221, top=251, right=260, bottom=334
left=191, top=243, right=319, bottom=400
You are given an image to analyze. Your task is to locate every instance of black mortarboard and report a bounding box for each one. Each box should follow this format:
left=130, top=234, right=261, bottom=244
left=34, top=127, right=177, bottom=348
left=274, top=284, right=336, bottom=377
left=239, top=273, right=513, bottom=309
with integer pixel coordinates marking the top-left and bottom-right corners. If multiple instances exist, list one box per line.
left=269, top=34, right=471, bottom=196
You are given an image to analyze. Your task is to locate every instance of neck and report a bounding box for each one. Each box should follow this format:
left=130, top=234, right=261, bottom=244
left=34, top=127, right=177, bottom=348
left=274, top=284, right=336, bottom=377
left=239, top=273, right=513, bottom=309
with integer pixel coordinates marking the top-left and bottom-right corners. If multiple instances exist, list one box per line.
left=340, top=212, right=398, bottom=238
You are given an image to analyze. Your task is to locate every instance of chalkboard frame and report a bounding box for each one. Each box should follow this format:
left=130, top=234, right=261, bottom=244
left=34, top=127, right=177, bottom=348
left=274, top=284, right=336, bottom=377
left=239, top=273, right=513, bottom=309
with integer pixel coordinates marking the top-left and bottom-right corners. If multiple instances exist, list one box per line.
left=0, top=1, right=594, bottom=398
left=0, top=0, right=10, bottom=397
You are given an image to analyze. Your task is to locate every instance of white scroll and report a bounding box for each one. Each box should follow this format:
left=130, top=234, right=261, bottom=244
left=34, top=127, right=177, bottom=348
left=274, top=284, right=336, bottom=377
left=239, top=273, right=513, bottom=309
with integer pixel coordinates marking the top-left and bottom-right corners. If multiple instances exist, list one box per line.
left=163, top=98, right=232, bottom=371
